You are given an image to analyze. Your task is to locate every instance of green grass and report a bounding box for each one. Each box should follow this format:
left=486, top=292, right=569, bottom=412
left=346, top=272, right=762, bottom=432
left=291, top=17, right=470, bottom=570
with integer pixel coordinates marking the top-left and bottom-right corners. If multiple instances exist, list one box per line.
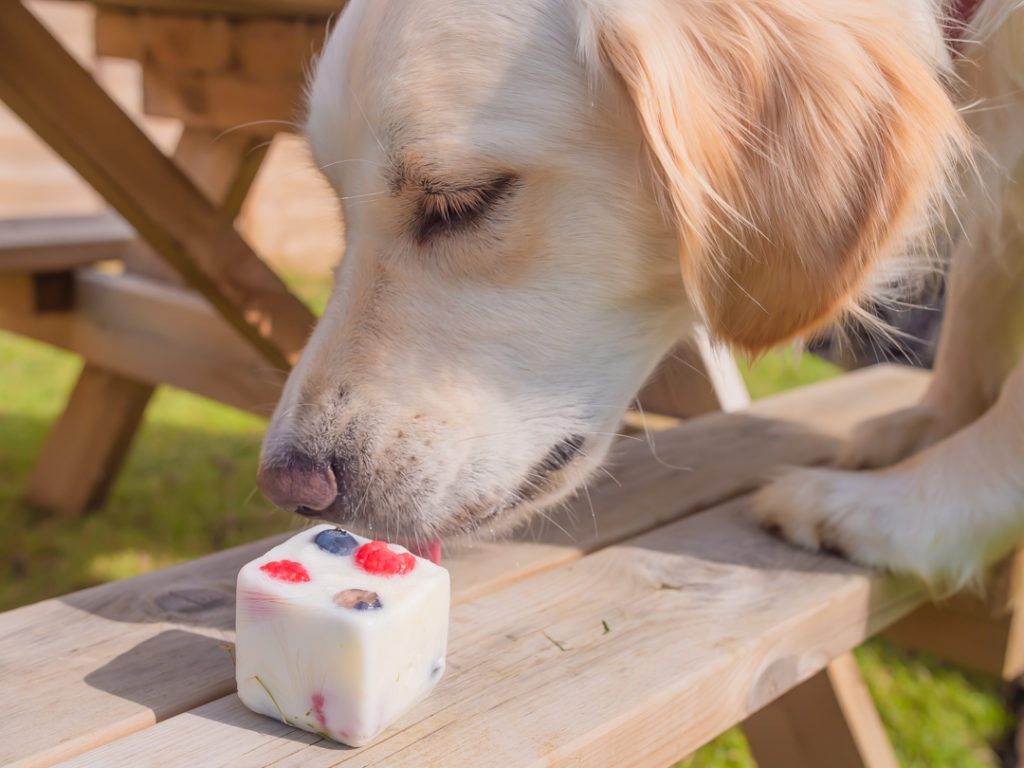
left=0, top=333, right=293, bottom=609
left=0, top=279, right=1014, bottom=766
left=737, top=347, right=844, bottom=400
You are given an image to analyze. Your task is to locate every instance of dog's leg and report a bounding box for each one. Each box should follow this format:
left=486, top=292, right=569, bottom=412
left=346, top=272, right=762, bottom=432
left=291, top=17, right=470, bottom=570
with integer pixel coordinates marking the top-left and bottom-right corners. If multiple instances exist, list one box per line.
left=839, top=7, right=1024, bottom=470
left=753, top=154, right=1024, bottom=586
left=840, top=166, right=1024, bottom=469
left=754, top=355, right=1024, bottom=588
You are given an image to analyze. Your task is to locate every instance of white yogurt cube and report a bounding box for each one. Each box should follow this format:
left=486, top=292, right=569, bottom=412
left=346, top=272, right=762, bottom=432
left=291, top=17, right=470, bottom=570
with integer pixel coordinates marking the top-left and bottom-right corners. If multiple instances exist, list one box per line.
left=235, top=524, right=450, bottom=746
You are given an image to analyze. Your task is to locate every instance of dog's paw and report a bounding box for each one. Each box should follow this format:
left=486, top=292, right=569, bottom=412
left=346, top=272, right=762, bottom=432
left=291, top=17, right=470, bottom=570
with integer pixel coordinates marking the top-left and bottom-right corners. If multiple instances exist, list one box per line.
left=752, top=468, right=897, bottom=568
left=839, top=403, right=962, bottom=469
left=752, top=465, right=994, bottom=590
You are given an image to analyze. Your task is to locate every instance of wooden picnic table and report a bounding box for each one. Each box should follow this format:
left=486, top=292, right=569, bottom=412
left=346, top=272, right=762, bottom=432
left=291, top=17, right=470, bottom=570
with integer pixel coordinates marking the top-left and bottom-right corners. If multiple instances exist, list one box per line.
left=1, top=367, right=934, bottom=768
left=4, top=3, right=1024, bottom=766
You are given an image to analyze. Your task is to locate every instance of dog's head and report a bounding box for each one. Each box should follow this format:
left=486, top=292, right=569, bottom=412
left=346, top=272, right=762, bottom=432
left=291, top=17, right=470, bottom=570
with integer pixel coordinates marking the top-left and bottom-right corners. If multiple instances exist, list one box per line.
left=257, top=0, right=966, bottom=548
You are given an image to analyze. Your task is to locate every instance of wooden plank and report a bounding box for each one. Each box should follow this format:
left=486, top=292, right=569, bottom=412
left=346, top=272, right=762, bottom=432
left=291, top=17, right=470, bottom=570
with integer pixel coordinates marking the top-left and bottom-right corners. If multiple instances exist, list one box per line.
left=94, top=9, right=144, bottom=61
left=0, top=214, right=133, bottom=273
left=97, top=11, right=326, bottom=75
left=139, top=15, right=233, bottom=72
left=141, top=68, right=308, bottom=130
left=0, top=2, right=315, bottom=370
left=21, top=367, right=154, bottom=515
left=0, top=367, right=928, bottom=768
left=56, top=501, right=924, bottom=768
left=0, top=536, right=277, bottom=768
left=119, top=128, right=273, bottom=282
left=743, top=652, right=898, bottom=768
left=172, top=128, right=272, bottom=219
left=0, top=270, right=284, bottom=416
left=234, top=19, right=313, bottom=76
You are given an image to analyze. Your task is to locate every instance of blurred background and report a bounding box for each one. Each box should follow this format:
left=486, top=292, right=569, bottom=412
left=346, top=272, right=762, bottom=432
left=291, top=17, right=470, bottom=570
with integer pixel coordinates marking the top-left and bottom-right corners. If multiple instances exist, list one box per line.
left=0, top=3, right=1010, bottom=766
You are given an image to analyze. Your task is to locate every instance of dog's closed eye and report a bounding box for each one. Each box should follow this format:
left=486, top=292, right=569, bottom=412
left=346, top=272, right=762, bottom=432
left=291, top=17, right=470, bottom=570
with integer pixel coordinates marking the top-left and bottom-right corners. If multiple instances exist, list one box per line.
left=415, top=175, right=516, bottom=244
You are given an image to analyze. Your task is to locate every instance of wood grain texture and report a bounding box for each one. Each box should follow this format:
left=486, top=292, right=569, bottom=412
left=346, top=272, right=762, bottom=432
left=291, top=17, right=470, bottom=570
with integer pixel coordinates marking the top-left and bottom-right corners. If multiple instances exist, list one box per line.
left=56, top=501, right=923, bottom=768
left=0, top=2, right=315, bottom=369
left=0, top=270, right=286, bottom=416
left=0, top=536, right=277, bottom=768
left=0, top=367, right=928, bottom=768
left=743, top=652, right=898, bottom=768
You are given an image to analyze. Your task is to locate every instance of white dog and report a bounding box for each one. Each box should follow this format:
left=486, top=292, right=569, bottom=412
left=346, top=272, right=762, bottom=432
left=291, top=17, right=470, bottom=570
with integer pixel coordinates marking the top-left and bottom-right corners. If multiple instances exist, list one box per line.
left=257, top=0, right=1023, bottom=585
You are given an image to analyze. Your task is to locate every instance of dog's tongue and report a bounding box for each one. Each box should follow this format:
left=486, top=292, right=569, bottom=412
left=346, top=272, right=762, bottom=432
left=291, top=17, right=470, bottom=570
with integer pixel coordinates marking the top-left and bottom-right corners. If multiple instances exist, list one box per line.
left=408, top=538, right=442, bottom=565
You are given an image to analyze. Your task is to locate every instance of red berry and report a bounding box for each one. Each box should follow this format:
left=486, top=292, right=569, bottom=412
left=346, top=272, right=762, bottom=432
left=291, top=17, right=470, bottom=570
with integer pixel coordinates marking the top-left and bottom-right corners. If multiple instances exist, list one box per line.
left=311, top=693, right=327, bottom=728
left=259, top=559, right=311, bottom=583
left=354, top=541, right=416, bottom=576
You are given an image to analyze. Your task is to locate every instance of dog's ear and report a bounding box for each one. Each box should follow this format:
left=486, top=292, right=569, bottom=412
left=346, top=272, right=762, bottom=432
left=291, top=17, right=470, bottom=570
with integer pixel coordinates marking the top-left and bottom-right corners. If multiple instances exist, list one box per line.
left=581, top=0, right=969, bottom=351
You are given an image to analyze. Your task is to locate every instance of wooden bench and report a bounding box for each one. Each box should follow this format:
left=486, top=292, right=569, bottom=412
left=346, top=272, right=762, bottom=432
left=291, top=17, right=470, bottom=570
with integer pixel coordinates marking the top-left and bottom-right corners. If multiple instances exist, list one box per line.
left=0, top=214, right=134, bottom=274
left=3, top=367, right=938, bottom=768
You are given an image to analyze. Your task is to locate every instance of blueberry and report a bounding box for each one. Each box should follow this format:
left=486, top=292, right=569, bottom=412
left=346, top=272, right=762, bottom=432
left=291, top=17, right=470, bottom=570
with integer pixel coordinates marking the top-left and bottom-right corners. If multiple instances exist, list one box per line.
left=315, top=528, right=359, bottom=556
left=333, top=589, right=382, bottom=610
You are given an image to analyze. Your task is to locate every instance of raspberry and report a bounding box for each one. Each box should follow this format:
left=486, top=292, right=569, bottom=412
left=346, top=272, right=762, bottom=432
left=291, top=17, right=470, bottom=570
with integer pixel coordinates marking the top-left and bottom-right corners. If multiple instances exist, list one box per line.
left=259, top=559, right=311, bottom=583
left=354, top=541, right=416, bottom=576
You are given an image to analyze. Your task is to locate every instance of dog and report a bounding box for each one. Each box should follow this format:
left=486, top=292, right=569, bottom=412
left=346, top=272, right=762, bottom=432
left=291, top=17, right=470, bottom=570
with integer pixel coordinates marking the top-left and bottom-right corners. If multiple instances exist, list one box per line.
left=257, top=0, right=1023, bottom=585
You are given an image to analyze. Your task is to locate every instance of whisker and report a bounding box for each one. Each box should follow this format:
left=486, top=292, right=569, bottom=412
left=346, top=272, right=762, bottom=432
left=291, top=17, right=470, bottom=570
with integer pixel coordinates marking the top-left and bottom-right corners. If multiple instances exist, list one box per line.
left=318, top=158, right=389, bottom=172
left=352, top=91, right=387, bottom=157
left=215, top=119, right=304, bottom=143
left=580, top=481, right=599, bottom=538
left=630, top=398, right=694, bottom=472
left=336, top=191, right=388, bottom=202
left=535, top=508, right=576, bottom=543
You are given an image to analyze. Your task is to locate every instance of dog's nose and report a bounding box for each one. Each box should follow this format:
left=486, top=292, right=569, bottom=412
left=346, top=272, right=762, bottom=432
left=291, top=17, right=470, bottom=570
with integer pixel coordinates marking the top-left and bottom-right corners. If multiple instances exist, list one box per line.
left=257, top=453, right=337, bottom=513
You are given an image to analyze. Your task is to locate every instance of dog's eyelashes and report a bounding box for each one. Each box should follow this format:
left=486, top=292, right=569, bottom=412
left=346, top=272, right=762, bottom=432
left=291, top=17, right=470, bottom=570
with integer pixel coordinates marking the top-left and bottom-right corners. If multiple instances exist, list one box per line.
left=415, top=175, right=516, bottom=243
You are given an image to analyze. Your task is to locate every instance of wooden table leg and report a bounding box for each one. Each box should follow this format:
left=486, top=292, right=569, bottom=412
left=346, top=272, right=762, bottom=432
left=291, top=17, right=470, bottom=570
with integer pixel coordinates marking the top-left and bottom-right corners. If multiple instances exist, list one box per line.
left=22, top=127, right=274, bottom=515
left=22, top=367, right=153, bottom=514
left=742, top=652, right=898, bottom=768
left=883, top=550, right=1024, bottom=680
